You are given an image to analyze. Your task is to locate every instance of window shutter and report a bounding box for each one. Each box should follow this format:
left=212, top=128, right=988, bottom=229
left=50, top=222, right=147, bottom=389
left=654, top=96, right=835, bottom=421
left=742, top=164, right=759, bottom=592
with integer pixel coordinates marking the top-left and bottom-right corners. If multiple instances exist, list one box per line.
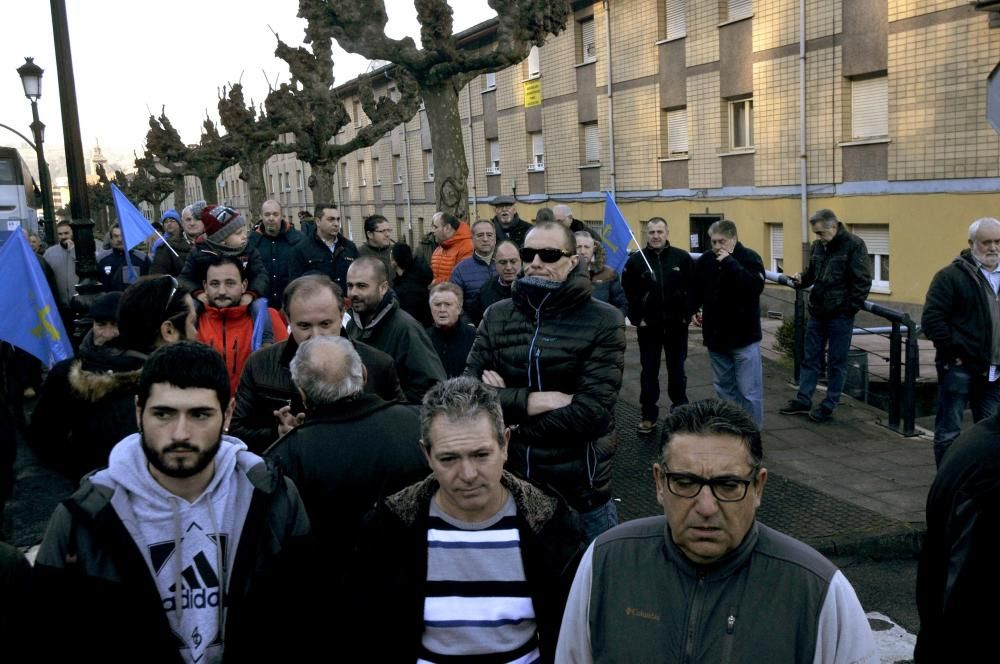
left=852, top=77, right=888, bottom=139
left=581, top=19, right=596, bottom=62
left=484, top=72, right=496, bottom=90
left=532, top=133, right=545, bottom=160
left=770, top=225, right=784, bottom=259
left=850, top=225, right=889, bottom=255
left=490, top=141, right=500, bottom=164
left=728, top=0, right=752, bottom=21
left=666, top=0, right=686, bottom=40
left=585, top=124, right=600, bottom=163
left=667, top=109, right=688, bottom=154
left=528, top=46, right=540, bottom=78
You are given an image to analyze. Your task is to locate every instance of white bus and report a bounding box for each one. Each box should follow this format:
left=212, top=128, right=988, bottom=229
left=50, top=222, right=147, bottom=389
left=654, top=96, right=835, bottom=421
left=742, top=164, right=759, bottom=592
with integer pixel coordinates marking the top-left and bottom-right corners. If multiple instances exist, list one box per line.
left=0, top=146, right=39, bottom=236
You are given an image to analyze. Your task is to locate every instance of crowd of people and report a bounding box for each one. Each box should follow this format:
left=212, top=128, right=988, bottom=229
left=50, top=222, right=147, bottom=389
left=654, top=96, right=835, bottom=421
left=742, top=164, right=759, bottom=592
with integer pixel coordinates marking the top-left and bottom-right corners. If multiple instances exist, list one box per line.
left=5, top=194, right=1000, bottom=661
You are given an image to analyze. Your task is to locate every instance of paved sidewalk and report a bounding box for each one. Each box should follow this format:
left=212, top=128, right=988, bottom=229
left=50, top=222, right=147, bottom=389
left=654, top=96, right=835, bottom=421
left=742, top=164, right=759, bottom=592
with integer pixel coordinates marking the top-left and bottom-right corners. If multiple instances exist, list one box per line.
left=611, top=325, right=934, bottom=557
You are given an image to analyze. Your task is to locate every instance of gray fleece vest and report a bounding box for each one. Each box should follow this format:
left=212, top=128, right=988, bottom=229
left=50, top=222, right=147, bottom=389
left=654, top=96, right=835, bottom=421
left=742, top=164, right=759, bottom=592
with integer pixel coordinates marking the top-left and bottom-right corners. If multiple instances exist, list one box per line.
left=588, top=517, right=836, bottom=663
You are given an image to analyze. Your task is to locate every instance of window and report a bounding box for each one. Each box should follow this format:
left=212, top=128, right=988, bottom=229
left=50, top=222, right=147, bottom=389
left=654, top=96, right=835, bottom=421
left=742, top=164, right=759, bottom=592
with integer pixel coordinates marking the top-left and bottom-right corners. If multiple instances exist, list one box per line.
left=729, top=98, right=754, bottom=150
left=851, top=76, right=888, bottom=140
left=727, top=0, right=752, bottom=22
left=529, top=133, right=545, bottom=171
left=583, top=123, right=600, bottom=164
left=527, top=46, right=541, bottom=79
left=851, top=225, right=890, bottom=292
left=372, top=157, right=381, bottom=186
left=483, top=72, right=497, bottom=91
left=768, top=224, right=784, bottom=273
left=664, top=108, right=688, bottom=156
left=665, top=0, right=686, bottom=40
left=341, top=161, right=349, bottom=188
left=296, top=169, right=304, bottom=191
left=580, top=18, right=597, bottom=63
left=284, top=172, right=292, bottom=192
left=393, top=155, right=403, bottom=184
left=353, top=100, right=362, bottom=127
left=487, top=140, right=501, bottom=175
left=358, top=160, right=366, bottom=187
left=424, top=150, right=434, bottom=181
left=270, top=175, right=277, bottom=195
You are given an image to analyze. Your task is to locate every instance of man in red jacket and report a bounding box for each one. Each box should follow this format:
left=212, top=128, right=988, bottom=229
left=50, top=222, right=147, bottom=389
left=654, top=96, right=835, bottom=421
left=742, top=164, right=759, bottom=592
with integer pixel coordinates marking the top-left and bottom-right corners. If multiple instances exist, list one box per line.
left=197, top=255, right=287, bottom=393
left=430, top=212, right=474, bottom=284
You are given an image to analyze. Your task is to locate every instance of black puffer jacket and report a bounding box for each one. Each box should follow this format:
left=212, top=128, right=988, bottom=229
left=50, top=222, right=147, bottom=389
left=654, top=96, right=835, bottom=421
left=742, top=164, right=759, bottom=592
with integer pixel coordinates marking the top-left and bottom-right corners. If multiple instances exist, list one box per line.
left=178, top=240, right=269, bottom=301
left=922, top=250, right=995, bottom=376
left=353, top=472, right=586, bottom=663
left=692, top=242, right=765, bottom=352
left=621, top=244, right=695, bottom=326
left=465, top=274, right=625, bottom=512
left=287, top=232, right=358, bottom=293
left=492, top=214, right=534, bottom=248
left=797, top=223, right=871, bottom=319
left=247, top=222, right=304, bottom=306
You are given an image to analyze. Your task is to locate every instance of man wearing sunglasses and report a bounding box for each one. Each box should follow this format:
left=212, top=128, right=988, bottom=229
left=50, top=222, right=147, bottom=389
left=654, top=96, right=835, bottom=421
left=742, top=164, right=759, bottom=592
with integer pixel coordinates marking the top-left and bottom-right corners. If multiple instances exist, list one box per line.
left=467, top=222, right=625, bottom=542
left=557, top=399, right=875, bottom=662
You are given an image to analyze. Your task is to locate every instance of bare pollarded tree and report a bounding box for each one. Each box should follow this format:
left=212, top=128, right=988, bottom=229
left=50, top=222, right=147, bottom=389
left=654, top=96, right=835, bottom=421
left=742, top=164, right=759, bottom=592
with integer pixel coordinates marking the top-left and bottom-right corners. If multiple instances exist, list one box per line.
left=300, top=0, right=572, bottom=218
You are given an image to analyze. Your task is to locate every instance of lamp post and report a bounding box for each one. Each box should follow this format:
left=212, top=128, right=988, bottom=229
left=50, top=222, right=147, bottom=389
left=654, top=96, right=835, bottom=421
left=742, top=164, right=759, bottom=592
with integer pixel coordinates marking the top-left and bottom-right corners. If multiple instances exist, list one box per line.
left=16, top=57, right=56, bottom=246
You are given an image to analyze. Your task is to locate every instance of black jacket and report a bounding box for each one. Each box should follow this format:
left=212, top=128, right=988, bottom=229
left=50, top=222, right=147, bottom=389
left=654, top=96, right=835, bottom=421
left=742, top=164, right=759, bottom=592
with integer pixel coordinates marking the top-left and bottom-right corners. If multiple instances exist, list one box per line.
left=916, top=413, right=1000, bottom=661
left=32, top=459, right=310, bottom=662
left=354, top=472, right=586, bottom=663
left=393, top=264, right=433, bottom=328
left=150, top=233, right=195, bottom=277
left=621, top=244, right=695, bottom=326
left=427, top=320, right=478, bottom=378
left=797, top=223, right=871, bottom=319
left=922, top=250, right=995, bottom=376
left=692, top=242, right=765, bottom=352
left=29, top=342, right=147, bottom=481
left=346, top=293, right=447, bottom=404
left=472, top=276, right=514, bottom=323
left=247, top=222, right=304, bottom=306
left=98, top=248, right=150, bottom=292
left=231, top=334, right=404, bottom=454
left=465, top=274, right=625, bottom=512
left=492, top=214, right=534, bottom=248
left=178, top=240, right=269, bottom=301
left=287, top=231, right=358, bottom=294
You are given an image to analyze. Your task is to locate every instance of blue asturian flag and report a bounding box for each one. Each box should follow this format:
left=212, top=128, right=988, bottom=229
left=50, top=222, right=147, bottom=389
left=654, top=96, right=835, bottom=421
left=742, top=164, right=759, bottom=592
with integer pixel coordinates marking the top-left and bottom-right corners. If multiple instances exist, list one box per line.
left=0, top=230, right=73, bottom=366
left=601, top=191, right=635, bottom=273
left=111, top=183, right=157, bottom=284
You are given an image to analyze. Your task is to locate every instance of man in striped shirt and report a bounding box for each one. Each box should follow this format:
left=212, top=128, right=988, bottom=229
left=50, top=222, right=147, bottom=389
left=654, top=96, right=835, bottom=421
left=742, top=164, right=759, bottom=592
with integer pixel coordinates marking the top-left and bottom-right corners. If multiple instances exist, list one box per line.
left=354, top=377, right=586, bottom=662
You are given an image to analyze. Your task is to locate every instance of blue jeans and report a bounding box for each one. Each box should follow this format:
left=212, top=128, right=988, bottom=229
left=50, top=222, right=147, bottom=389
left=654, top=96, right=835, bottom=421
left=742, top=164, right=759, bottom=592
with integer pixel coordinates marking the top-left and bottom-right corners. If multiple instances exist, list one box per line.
left=710, top=342, right=764, bottom=427
left=933, top=363, right=1000, bottom=466
left=579, top=498, right=618, bottom=543
left=796, top=315, right=855, bottom=411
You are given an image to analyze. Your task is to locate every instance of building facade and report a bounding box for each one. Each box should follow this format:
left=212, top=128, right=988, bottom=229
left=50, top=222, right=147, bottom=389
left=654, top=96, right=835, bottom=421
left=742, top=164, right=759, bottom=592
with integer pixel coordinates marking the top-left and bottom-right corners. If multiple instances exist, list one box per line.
left=213, top=0, right=1000, bottom=310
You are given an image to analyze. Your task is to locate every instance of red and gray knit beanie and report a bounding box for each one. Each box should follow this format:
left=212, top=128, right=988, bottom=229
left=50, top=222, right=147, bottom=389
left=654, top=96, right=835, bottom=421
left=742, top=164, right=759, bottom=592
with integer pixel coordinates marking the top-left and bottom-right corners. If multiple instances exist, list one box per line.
left=200, top=205, right=246, bottom=244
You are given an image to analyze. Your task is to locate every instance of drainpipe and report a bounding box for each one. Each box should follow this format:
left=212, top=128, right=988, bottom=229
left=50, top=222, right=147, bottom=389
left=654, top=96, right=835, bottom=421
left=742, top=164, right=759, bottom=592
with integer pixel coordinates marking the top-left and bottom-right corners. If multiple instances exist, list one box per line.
left=467, top=87, right=479, bottom=223
left=799, top=0, right=809, bottom=254
left=603, top=0, right=617, bottom=198
left=402, top=122, right=413, bottom=239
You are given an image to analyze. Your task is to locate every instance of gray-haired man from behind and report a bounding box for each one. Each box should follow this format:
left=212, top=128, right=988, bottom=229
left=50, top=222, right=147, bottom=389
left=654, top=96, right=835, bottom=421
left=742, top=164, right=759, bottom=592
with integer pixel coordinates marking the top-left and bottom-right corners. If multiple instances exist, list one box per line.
left=557, top=399, right=876, bottom=663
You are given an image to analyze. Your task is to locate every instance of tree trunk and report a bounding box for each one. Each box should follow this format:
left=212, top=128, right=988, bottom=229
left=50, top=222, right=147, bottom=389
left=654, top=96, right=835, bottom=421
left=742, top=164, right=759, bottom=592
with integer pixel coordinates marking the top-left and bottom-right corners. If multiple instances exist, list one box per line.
left=310, top=161, right=338, bottom=206
left=422, top=82, right=469, bottom=220
left=199, top=175, right=218, bottom=204
left=173, top=175, right=186, bottom=211
left=242, top=158, right=267, bottom=218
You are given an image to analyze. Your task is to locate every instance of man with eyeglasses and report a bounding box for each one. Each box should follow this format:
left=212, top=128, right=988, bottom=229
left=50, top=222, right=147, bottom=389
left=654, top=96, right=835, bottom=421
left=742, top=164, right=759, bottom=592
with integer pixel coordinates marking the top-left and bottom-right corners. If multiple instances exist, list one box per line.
left=467, top=222, right=625, bottom=542
left=358, top=214, right=396, bottom=287
left=556, top=399, right=876, bottom=663
left=449, top=220, right=497, bottom=322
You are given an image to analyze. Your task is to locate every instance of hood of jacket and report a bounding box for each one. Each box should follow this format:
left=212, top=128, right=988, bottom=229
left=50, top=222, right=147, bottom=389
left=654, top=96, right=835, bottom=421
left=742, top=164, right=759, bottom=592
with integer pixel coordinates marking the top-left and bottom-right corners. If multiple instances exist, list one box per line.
left=441, top=222, right=472, bottom=250
left=67, top=345, right=149, bottom=402
left=384, top=471, right=558, bottom=533
left=350, top=289, right=398, bottom=332
left=200, top=303, right=251, bottom=324
left=511, top=268, right=593, bottom=317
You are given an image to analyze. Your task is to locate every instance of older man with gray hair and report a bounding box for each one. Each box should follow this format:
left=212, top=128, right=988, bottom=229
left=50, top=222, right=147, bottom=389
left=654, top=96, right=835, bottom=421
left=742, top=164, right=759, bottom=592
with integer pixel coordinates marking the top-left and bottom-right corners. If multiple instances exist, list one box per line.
left=922, top=216, right=1000, bottom=466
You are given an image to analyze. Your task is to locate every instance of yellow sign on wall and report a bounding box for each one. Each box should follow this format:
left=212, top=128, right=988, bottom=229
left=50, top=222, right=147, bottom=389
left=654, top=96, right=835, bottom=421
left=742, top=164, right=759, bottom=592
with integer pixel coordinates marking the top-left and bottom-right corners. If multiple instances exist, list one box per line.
left=524, top=79, right=541, bottom=107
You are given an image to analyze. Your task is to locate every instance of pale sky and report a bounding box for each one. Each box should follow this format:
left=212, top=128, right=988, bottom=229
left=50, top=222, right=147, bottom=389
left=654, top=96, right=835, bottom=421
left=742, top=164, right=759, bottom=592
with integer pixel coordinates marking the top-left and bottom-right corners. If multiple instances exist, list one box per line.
left=0, top=0, right=496, bottom=178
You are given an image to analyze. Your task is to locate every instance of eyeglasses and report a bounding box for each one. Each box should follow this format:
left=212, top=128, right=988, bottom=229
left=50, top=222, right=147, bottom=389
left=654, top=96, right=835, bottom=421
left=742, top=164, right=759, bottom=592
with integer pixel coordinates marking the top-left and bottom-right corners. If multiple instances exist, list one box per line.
left=662, top=468, right=760, bottom=502
left=519, top=247, right=572, bottom=264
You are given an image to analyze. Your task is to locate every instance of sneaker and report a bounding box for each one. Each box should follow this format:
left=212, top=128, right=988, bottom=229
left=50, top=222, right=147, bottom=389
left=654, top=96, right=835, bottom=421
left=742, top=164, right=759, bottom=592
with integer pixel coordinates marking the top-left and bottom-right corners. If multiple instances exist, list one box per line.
left=779, top=400, right=810, bottom=415
left=809, top=404, right=834, bottom=423
left=637, top=420, right=656, bottom=434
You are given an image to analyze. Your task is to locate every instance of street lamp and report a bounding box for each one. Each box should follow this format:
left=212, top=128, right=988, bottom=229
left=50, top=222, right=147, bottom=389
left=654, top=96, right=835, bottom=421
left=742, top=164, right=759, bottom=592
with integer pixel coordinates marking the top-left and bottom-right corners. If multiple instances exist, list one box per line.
left=17, top=57, right=56, bottom=245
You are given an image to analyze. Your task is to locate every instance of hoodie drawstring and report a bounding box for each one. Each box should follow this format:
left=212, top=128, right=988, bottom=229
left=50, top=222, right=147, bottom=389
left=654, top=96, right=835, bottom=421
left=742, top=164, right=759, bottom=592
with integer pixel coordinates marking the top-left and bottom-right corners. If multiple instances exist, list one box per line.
left=206, top=499, right=226, bottom=642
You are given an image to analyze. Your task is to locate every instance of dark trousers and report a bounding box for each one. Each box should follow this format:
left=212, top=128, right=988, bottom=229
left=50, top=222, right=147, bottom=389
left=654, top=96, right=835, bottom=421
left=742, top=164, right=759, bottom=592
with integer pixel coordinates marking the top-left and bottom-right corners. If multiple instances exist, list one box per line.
left=637, top=322, right=689, bottom=421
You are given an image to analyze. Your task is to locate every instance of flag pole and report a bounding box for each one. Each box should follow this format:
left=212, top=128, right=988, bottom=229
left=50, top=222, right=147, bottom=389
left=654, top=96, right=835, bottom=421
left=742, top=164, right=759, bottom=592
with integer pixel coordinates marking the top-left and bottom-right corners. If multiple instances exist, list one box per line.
left=152, top=228, right=179, bottom=257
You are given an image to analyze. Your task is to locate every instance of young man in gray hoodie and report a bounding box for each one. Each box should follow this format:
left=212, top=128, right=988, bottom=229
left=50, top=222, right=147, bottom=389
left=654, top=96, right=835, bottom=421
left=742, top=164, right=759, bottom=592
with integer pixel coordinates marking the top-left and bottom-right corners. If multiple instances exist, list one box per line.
left=34, top=341, right=310, bottom=662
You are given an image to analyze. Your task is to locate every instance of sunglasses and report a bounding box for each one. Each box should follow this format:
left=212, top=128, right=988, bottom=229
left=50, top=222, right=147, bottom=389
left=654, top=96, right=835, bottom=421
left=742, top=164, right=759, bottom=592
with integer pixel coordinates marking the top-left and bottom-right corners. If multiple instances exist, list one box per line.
left=520, top=247, right=572, bottom=264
